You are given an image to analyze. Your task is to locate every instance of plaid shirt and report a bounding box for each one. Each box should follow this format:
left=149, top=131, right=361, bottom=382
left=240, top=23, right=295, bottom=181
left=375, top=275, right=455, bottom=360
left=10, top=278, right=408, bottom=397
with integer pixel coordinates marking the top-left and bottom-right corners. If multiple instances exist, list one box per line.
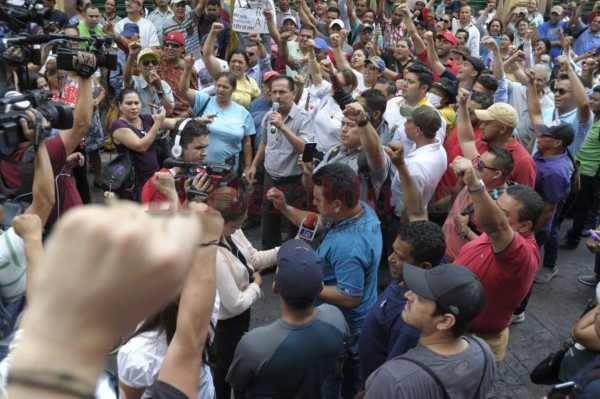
left=379, top=17, right=405, bottom=51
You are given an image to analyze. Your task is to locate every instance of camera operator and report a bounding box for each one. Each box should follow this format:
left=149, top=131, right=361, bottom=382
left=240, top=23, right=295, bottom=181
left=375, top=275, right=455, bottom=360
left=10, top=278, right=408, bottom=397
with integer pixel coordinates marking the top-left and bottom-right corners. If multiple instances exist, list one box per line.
left=141, top=117, right=216, bottom=205
left=0, top=110, right=55, bottom=360
left=0, top=52, right=96, bottom=229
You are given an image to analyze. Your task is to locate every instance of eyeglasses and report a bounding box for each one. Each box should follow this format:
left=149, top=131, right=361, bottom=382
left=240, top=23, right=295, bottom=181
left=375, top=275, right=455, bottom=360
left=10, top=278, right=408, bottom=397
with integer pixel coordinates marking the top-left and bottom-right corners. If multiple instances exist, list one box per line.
left=553, top=88, right=571, bottom=96
left=365, top=63, right=381, bottom=71
left=141, top=59, right=159, bottom=67
left=438, top=18, right=451, bottom=23
left=475, top=156, right=504, bottom=173
left=165, top=42, right=183, bottom=49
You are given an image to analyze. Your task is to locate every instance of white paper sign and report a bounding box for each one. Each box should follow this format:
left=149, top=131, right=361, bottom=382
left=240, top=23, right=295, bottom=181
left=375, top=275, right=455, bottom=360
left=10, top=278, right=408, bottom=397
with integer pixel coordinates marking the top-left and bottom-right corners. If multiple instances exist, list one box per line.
left=232, top=0, right=276, bottom=34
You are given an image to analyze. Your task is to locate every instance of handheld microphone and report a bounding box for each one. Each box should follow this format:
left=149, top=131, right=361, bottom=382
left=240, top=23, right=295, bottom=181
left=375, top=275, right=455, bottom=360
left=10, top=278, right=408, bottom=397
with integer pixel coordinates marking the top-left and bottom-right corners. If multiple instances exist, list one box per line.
left=270, top=102, right=280, bottom=134
left=163, top=158, right=189, bottom=168
left=2, top=35, right=88, bottom=46
left=297, top=212, right=319, bottom=241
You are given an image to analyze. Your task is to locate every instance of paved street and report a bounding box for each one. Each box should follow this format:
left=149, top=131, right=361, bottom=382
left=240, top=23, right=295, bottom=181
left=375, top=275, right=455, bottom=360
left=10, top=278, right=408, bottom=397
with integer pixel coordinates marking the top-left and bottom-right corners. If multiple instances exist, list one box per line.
left=243, top=222, right=597, bottom=399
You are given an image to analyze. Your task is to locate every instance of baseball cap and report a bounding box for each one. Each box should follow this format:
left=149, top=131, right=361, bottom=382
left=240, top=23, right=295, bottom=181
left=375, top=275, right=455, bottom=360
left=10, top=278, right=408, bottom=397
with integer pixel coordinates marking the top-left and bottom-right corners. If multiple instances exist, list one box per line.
left=170, top=0, right=186, bottom=4
left=262, top=71, right=279, bottom=84
left=314, top=37, right=328, bottom=50
left=403, top=264, right=485, bottom=324
left=165, top=31, right=185, bottom=46
left=536, top=120, right=575, bottom=147
left=129, top=0, right=143, bottom=6
left=282, top=16, right=299, bottom=28
left=364, top=56, right=385, bottom=72
left=551, top=5, right=563, bottom=15
left=437, top=32, right=457, bottom=47
left=463, top=55, right=485, bottom=73
left=453, top=45, right=471, bottom=57
left=361, top=23, right=374, bottom=31
left=474, top=103, right=518, bottom=128
left=432, top=77, right=457, bottom=103
left=137, top=48, right=160, bottom=64
left=330, top=19, right=345, bottom=29
left=276, top=240, right=323, bottom=302
left=121, top=23, right=140, bottom=39
left=400, top=105, right=442, bottom=134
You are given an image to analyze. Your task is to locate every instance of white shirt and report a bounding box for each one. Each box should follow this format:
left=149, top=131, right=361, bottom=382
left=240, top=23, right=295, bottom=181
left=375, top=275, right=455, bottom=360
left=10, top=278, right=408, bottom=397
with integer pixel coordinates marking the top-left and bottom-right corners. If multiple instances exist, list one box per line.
left=391, top=139, right=448, bottom=216
left=194, top=58, right=228, bottom=95
left=115, top=17, right=160, bottom=48
left=452, top=19, right=481, bottom=57
left=383, top=96, right=405, bottom=128
left=391, top=99, right=447, bottom=154
left=117, top=293, right=220, bottom=399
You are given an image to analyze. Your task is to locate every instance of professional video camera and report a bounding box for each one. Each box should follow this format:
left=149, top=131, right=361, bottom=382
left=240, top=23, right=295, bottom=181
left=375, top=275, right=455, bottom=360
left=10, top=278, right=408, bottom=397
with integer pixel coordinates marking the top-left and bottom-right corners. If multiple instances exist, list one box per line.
left=164, top=158, right=237, bottom=184
left=56, top=35, right=118, bottom=72
left=0, top=90, right=72, bottom=153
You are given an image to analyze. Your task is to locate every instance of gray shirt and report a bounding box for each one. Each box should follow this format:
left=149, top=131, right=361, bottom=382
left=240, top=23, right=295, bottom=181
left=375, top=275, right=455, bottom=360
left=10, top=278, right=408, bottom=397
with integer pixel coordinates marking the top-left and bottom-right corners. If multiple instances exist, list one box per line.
left=130, top=75, right=174, bottom=115
left=226, top=304, right=349, bottom=398
left=506, top=80, right=554, bottom=149
left=262, top=103, right=313, bottom=178
left=365, top=336, right=496, bottom=399
left=315, top=145, right=393, bottom=205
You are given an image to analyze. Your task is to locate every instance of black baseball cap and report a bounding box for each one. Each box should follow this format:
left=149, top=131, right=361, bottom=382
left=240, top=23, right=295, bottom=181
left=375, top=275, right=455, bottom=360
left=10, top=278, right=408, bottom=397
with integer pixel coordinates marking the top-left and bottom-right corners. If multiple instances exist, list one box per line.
left=432, top=77, right=457, bottom=104
left=403, top=264, right=485, bottom=324
left=463, top=55, right=485, bottom=73
left=535, top=120, right=575, bottom=147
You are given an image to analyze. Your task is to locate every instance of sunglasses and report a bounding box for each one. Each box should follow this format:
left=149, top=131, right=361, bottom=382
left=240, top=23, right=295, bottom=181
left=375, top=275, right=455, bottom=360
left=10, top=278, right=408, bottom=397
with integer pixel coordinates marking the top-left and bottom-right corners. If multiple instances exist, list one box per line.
left=583, top=61, right=597, bottom=66
left=475, top=156, right=504, bottom=173
left=141, top=59, right=159, bottom=67
left=553, top=87, right=571, bottom=96
left=165, top=42, right=183, bottom=49
left=438, top=18, right=451, bottom=23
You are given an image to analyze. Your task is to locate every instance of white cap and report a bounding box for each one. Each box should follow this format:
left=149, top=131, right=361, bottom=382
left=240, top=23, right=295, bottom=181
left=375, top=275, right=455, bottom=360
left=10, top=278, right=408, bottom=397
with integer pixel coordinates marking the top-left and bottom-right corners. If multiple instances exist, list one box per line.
left=330, top=19, right=345, bottom=29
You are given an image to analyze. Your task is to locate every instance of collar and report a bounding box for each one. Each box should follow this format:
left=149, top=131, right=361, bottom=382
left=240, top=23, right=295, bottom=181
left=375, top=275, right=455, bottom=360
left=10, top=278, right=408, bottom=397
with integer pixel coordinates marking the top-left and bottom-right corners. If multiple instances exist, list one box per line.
left=406, top=138, right=442, bottom=157
left=322, top=203, right=366, bottom=231
left=137, top=76, right=150, bottom=89
left=533, top=151, right=568, bottom=163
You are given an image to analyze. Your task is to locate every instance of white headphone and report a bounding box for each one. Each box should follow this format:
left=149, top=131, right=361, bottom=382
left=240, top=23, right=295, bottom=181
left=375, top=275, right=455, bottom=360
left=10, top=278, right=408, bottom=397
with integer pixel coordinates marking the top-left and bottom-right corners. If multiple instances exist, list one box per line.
left=171, top=118, right=192, bottom=158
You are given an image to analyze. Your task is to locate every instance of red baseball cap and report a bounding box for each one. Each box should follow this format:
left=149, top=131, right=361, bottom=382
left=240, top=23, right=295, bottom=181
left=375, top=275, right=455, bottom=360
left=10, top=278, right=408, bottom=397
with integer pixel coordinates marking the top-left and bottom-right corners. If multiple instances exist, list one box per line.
left=165, top=31, right=185, bottom=46
left=437, top=32, right=457, bottom=47
left=263, top=71, right=279, bottom=83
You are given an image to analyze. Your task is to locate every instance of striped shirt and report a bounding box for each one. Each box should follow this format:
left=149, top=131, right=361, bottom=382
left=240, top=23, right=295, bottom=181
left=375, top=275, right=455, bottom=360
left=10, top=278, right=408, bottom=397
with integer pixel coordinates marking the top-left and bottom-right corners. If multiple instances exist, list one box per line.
left=163, top=11, right=201, bottom=59
left=0, top=229, right=26, bottom=303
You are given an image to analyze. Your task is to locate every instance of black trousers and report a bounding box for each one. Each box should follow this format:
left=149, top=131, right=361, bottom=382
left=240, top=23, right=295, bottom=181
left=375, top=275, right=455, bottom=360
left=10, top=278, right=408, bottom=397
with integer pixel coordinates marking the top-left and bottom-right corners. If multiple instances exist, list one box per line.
left=566, top=174, right=600, bottom=244
left=213, top=309, right=251, bottom=399
left=261, top=173, right=307, bottom=250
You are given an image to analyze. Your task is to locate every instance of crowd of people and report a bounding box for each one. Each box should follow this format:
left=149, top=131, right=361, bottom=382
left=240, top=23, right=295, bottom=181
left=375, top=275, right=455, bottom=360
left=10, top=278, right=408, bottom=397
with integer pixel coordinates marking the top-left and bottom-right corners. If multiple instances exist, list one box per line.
left=2, top=0, right=600, bottom=397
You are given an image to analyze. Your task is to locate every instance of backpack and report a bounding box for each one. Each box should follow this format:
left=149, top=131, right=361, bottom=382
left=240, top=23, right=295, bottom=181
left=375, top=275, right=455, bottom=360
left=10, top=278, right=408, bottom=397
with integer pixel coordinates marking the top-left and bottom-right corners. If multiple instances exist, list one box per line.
left=0, top=146, right=36, bottom=230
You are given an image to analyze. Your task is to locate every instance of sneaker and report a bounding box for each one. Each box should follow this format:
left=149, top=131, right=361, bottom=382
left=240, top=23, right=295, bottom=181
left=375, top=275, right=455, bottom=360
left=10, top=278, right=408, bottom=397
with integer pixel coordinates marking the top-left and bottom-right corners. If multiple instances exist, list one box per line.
left=534, top=266, right=558, bottom=284
left=510, top=312, right=525, bottom=325
left=559, top=237, right=579, bottom=249
left=578, top=275, right=600, bottom=286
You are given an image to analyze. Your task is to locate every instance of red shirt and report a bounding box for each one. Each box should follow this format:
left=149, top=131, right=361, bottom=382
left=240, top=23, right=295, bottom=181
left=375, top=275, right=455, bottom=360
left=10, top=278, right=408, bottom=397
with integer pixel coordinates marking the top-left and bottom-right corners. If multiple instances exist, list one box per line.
left=0, top=135, right=82, bottom=228
left=141, top=167, right=186, bottom=205
left=479, top=137, right=536, bottom=188
left=455, top=232, right=539, bottom=334
left=434, top=124, right=485, bottom=201
left=444, top=58, right=459, bottom=75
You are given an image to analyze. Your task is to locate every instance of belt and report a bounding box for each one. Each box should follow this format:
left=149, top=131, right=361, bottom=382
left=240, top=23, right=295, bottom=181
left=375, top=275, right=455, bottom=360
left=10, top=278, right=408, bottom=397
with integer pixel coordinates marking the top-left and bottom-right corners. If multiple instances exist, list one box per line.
left=267, top=173, right=302, bottom=183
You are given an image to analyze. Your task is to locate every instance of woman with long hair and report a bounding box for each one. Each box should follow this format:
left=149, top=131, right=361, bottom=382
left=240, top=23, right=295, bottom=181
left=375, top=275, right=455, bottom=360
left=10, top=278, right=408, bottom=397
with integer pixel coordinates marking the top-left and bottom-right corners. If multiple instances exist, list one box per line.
left=208, top=187, right=278, bottom=399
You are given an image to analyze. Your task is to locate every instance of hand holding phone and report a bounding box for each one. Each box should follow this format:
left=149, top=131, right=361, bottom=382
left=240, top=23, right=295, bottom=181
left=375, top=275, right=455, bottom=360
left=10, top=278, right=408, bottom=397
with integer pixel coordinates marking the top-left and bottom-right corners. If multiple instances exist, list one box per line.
left=302, top=142, right=317, bottom=163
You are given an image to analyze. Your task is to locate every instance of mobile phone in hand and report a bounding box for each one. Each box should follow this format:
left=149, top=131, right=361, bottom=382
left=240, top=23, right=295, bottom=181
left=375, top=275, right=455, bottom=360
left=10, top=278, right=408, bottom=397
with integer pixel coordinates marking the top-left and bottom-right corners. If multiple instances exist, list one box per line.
left=302, top=142, right=317, bottom=163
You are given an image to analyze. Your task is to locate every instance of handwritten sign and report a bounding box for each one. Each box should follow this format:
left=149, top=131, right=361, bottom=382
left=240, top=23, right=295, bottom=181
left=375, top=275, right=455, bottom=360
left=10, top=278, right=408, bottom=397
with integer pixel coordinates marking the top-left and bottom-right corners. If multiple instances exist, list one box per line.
left=232, top=0, right=276, bottom=34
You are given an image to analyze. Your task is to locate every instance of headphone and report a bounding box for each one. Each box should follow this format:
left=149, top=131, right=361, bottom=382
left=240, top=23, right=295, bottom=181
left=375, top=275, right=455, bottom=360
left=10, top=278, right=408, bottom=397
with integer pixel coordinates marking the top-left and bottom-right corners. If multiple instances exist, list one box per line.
left=171, top=118, right=192, bottom=158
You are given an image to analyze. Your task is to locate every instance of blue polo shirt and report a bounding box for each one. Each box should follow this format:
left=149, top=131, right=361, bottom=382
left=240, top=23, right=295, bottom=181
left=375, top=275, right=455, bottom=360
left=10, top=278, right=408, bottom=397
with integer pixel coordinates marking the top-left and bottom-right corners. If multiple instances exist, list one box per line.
left=533, top=151, right=571, bottom=231
left=315, top=202, right=382, bottom=333
left=573, top=25, right=600, bottom=56
left=358, top=280, right=420, bottom=383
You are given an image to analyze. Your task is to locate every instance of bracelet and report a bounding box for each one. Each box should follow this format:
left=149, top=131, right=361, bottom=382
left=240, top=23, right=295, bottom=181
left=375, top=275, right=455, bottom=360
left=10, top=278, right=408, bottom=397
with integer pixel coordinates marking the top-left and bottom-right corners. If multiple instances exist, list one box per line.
left=198, top=239, right=220, bottom=247
left=308, top=57, right=317, bottom=62
left=8, top=370, right=96, bottom=399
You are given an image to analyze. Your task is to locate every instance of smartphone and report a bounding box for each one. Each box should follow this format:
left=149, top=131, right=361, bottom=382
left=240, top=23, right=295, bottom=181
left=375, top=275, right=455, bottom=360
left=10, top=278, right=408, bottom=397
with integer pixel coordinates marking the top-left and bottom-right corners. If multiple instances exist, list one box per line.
left=548, top=381, right=575, bottom=396
left=302, top=142, right=317, bottom=163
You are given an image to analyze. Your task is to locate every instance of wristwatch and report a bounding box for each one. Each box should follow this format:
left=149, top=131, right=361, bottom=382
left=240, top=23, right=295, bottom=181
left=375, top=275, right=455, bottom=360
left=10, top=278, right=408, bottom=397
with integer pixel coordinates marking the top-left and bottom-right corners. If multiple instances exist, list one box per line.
left=467, top=178, right=486, bottom=195
left=357, top=115, right=370, bottom=127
